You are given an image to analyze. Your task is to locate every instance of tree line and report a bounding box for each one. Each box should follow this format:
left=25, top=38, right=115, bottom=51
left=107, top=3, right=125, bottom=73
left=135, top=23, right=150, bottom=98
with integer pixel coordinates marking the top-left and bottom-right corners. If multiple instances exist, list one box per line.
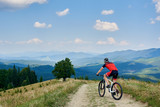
left=0, top=65, right=37, bottom=90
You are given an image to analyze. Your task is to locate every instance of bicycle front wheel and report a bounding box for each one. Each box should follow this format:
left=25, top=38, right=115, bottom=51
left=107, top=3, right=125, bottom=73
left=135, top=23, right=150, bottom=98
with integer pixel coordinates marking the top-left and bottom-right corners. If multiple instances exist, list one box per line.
left=111, top=82, right=123, bottom=100
left=98, top=80, right=105, bottom=97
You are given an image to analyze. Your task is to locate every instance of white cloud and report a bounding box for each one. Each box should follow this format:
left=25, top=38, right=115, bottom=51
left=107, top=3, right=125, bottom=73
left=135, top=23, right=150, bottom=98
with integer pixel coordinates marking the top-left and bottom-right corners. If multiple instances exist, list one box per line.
left=74, top=38, right=90, bottom=44
left=34, top=22, right=46, bottom=28
left=96, top=37, right=116, bottom=45
left=94, top=20, right=119, bottom=31
left=97, top=38, right=129, bottom=46
left=74, top=38, right=83, bottom=44
left=47, top=24, right=52, bottom=28
left=34, top=22, right=52, bottom=28
left=56, top=8, right=69, bottom=16
left=107, top=37, right=116, bottom=44
left=158, top=37, right=160, bottom=40
left=27, top=38, right=43, bottom=44
left=96, top=41, right=107, bottom=45
left=0, top=0, right=47, bottom=10
left=150, top=18, right=156, bottom=24
left=153, top=0, right=160, bottom=13
left=16, top=38, right=43, bottom=44
left=101, top=10, right=114, bottom=15
left=119, top=41, right=129, bottom=46
left=156, top=16, right=160, bottom=21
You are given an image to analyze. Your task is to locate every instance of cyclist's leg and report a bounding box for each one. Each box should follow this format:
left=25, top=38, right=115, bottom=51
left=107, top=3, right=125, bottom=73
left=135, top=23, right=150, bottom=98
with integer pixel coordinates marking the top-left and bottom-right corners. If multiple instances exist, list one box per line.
left=104, top=74, right=109, bottom=85
left=112, top=71, right=118, bottom=90
left=104, top=71, right=111, bottom=85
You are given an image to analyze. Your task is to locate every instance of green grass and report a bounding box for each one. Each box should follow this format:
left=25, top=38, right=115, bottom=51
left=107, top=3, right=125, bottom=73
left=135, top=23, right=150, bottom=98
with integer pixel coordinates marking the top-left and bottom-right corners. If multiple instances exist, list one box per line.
left=0, top=79, right=88, bottom=107
left=119, top=79, right=160, bottom=107
left=18, top=81, right=85, bottom=107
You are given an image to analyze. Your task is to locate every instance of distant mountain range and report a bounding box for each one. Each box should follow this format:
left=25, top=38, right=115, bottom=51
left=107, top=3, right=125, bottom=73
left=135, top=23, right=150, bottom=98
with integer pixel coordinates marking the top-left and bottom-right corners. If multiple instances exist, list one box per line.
left=0, top=48, right=160, bottom=82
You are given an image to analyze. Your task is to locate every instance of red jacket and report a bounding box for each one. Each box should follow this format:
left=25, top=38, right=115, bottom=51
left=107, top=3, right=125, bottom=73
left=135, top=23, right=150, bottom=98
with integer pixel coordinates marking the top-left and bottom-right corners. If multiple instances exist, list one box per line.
left=102, top=62, right=118, bottom=71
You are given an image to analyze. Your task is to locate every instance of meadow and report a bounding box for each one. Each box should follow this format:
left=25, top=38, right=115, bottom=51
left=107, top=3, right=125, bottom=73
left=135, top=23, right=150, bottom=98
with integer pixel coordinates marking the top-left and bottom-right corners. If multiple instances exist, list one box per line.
left=0, top=78, right=160, bottom=107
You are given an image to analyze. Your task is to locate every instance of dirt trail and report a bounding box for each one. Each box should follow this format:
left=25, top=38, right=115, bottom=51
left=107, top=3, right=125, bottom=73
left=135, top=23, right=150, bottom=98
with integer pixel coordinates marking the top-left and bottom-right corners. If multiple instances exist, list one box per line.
left=66, top=83, right=147, bottom=107
left=66, top=84, right=89, bottom=107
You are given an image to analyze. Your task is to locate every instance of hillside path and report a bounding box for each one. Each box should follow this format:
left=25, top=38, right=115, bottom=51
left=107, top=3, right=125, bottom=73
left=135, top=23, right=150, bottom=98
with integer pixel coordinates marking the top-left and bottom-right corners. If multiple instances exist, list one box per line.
left=66, top=83, right=147, bottom=107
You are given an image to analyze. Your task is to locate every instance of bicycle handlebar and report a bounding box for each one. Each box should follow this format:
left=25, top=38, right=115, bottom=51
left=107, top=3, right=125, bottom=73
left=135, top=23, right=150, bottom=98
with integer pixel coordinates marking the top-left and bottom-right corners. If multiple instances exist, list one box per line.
left=96, top=74, right=104, bottom=77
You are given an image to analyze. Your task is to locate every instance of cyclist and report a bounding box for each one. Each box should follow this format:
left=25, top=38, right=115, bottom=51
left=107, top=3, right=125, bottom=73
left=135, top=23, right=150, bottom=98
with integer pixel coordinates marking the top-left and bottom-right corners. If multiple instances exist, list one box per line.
left=96, top=58, right=118, bottom=88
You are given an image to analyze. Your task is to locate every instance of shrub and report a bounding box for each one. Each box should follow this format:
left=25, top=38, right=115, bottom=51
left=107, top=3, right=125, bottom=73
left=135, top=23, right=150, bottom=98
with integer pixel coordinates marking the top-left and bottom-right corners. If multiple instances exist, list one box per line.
left=85, top=76, right=89, bottom=80
left=19, top=89, right=22, bottom=93
left=0, top=88, right=3, bottom=92
left=39, top=84, right=42, bottom=88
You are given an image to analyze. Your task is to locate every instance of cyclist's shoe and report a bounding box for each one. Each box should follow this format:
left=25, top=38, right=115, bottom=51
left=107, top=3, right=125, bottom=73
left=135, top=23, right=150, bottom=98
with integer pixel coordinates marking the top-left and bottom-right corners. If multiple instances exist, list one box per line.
left=106, top=85, right=110, bottom=88
left=112, top=92, right=116, bottom=95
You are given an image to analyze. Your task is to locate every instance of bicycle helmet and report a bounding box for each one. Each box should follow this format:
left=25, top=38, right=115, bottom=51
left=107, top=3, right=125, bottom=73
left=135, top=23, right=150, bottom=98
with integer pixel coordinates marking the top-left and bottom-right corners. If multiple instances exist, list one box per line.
left=104, top=58, right=109, bottom=63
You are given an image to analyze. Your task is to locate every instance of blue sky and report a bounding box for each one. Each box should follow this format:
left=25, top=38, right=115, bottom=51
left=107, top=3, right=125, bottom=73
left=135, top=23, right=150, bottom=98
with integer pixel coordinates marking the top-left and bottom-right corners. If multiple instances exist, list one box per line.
left=0, top=0, right=160, bottom=54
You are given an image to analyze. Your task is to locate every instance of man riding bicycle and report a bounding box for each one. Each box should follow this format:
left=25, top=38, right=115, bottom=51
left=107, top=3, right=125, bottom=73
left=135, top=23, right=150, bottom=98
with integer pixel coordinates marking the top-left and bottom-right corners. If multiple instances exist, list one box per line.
left=96, top=58, right=118, bottom=88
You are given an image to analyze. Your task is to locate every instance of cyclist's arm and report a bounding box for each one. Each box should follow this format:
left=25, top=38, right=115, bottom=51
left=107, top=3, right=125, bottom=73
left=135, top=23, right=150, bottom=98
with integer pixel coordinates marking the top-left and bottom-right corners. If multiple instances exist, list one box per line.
left=96, top=67, right=104, bottom=75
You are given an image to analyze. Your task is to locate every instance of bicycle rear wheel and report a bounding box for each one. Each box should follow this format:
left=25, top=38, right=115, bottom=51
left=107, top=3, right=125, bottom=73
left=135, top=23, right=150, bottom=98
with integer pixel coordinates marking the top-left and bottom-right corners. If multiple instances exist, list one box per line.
left=111, top=82, right=123, bottom=100
left=98, top=80, right=105, bottom=97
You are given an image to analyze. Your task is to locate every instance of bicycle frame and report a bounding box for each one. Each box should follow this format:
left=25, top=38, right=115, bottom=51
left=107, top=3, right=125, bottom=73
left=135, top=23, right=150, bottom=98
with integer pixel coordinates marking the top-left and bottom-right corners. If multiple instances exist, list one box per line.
left=105, top=78, right=116, bottom=93
left=99, top=75, right=116, bottom=93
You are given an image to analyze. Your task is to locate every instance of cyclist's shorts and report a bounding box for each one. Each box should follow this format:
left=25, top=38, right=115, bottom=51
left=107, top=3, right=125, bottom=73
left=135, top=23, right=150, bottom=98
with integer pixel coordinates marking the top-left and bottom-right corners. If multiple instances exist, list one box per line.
left=106, top=70, right=118, bottom=80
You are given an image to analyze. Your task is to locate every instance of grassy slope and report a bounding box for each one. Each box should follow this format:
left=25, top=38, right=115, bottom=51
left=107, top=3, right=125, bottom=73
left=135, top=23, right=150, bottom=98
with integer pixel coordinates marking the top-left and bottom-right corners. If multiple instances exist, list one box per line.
left=119, top=79, right=160, bottom=107
left=0, top=78, right=160, bottom=107
left=0, top=79, right=88, bottom=107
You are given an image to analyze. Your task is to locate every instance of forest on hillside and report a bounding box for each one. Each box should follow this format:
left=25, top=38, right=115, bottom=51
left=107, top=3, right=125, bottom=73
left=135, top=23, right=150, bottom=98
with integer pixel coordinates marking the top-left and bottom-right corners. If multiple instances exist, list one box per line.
left=0, top=65, right=37, bottom=90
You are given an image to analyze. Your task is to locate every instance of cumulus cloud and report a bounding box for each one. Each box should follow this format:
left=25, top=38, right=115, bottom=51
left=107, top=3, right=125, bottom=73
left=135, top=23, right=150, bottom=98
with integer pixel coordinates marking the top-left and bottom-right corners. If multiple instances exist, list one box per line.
left=47, top=24, right=52, bottom=28
left=16, top=38, right=43, bottom=44
left=74, top=38, right=83, bottom=44
left=34, top=22, right=52, bottom=28
left=74, top=38, right=90, bottom=44
left=156, top=16, right=160, bottom=21
left=119, top=41, right=129, bottom=46
left=0, top=0, right=47, bottom=10
left=97, top=38, right=129, bottom=46
left=101, top=10, right=114, bottom=15
left=150, top=18, right=156, bottom=24
left=94, top=20, right=119, bottom=31
left=153, top=0, right=160, bottom=13
left=96, top=37, right=116, bottom=45
left=56, top=8, right=69, bottom=16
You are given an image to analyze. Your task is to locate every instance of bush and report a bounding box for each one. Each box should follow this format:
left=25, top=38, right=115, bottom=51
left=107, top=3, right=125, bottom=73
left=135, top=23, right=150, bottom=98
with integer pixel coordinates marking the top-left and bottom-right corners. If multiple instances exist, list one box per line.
left=85, top=76, right=88, bottom=80
left=39, top=84, right=42, bottom=88
left=19, top=89, right=22, bottom=93
left=78, top=76, right=84, bottom=80
left=0, top=88, right=3, bottom=92
left=15, top=89, right=19, bottom=93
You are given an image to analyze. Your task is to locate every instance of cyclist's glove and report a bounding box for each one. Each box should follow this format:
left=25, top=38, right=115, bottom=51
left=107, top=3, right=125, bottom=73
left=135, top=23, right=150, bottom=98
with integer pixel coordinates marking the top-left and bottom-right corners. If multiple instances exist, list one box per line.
left=96, top=74, right=99, bottom=76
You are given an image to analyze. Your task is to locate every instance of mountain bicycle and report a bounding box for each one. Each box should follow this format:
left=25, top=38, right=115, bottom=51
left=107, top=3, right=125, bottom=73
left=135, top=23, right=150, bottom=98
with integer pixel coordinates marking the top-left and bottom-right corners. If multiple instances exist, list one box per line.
left=97, top=75, right=123, bottom=100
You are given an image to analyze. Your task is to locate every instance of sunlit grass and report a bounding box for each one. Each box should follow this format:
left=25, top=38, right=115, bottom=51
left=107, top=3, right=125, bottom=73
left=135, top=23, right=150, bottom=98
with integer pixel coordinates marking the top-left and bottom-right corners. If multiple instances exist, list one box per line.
left=119, top=79, right=160, bottom=107
left=0, top=79, right=88, bottom=107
